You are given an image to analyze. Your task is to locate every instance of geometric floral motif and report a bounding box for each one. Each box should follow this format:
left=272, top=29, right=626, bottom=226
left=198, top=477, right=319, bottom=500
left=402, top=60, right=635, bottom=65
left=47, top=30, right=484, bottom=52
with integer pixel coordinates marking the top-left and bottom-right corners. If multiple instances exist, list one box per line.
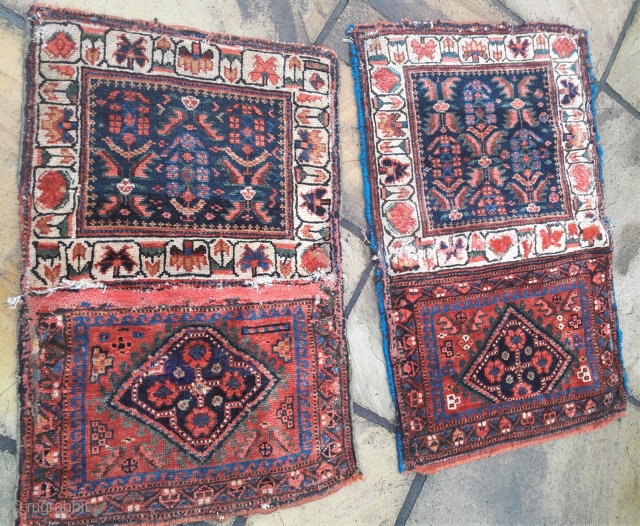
left=81, top=72, right=292, bottom=238
left=350, top=21, right=626, bottom=475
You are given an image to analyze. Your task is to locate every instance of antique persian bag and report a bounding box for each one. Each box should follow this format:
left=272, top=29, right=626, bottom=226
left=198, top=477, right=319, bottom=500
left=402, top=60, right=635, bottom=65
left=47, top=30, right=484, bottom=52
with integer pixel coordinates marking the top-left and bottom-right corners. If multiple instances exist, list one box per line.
left=17, top=7, right=357, bottom=524
left=349, top=21, right=626, bottom=474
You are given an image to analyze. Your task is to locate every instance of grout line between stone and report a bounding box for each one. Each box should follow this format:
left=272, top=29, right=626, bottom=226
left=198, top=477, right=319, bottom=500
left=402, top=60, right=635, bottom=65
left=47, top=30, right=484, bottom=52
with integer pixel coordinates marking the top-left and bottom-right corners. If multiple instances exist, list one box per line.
left=601, top=82, right=640, bottom=122
left=339, top=217, right=369, bottom=240
left=486, top=0, right=525, bottom=24
left=353, top=402, right=397, bottom=433
left=314, top=0, right=350, bottom=46
left=232, top=516, right=247, bottom=526
left=344, top=259, right=375, bottom=319
left=628, top=395, right=640, bottom=408
left=394, top=474, right=428, bottom=526
left=0, top=1, right=25, bottom=30
left=0, top=434, right=16, bottom=455
left=598, top=0, right=640, bottom=88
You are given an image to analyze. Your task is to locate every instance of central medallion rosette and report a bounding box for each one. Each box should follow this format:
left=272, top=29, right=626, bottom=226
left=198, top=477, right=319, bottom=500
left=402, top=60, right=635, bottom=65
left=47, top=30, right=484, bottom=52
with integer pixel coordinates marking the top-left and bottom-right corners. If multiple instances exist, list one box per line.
left=112, top=326, right=275, bottom=459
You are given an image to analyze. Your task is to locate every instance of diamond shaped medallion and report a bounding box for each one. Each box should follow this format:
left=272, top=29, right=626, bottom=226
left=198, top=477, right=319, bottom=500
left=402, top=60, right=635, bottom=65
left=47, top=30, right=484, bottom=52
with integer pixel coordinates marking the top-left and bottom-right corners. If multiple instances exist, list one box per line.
left=112, top=326, right=274, bottom=459
left=463, top=306, right=571, bottom=402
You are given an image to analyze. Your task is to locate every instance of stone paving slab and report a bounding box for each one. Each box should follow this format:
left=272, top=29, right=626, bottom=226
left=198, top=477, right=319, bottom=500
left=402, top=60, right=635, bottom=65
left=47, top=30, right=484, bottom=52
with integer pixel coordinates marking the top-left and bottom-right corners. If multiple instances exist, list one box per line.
left=597, top=91, right=640, bottom=399
left=501, top=0, right=634, bottom=78
left=0, top=18, right=23, bottom=444
left=338, top=60, right=369, bottom=232
left=304, top=0, right=342, bottom=43
left=366, top=0, right=516, bottom=27
left=407, top=409, right=640, bottom=525
left=0, top=451, right=17, bottom=524
left=340, top=228, right=371, bottom=307
left=2, top=0, right=326, bottom=44
left=608, top=6, right=640, bottom=112
left=346, top=274, right=397, bottom=423
left=321, top=0, right=388, bottom=64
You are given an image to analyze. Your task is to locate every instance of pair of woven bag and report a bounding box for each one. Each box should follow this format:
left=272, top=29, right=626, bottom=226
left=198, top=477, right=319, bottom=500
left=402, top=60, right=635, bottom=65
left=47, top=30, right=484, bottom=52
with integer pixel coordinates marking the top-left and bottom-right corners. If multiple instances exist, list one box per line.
left=15, top=7, right=625, bottom=524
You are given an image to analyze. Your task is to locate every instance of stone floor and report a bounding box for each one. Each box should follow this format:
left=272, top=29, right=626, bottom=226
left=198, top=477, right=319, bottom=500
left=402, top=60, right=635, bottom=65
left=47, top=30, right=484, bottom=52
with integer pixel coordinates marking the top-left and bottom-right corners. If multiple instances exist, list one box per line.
left=0, top=0, right=639, bottom=524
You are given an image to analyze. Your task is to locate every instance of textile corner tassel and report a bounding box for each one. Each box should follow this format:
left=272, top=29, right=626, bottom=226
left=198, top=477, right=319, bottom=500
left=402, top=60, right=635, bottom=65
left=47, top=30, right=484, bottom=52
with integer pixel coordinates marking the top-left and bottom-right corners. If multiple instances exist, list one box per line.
left=348, top=20, right=626, bottom=474
left=17, top=6, right=359, bottom=524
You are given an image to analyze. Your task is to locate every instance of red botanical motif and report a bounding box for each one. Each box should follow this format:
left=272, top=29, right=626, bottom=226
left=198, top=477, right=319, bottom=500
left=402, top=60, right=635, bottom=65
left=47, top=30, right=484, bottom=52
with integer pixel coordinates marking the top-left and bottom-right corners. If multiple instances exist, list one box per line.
left=238, top=244, right=273, bottom=276
left=552, top=36, right=576, bottom=58
left=540, top=227, right=564, bottom=251
left=186, top=407, right=218, bottom=437
left=41, top=106, right=77, bottom=144
left=144, top=260, right=161, bottom=276
left=181, top=340, right=213, bottom=368
left=113, top=34, right=148, bottom=69
left=461, top=39, right=488, bottom=61
left=411, top=38, right=437, bottom=60
left=483, top=359, right=505, bottom=383
left=387, top=202, right=416, bottom=235
left=488, top=234, right=512, bottom=257
left=279, top=259, right=294, bottom=278
left=43, top=263, right=61, bottom=283
left=380, top=157, right=410, bottom=184
left=85, top=46, right=101, bottom=64
left=169, top=241, right=208, bottom=271
left=507, top=36, right=530, bottom=58
left=71, top=243, right=87, bottom=263
left=177, top=43, right=215, bottom=75
left=300, top=245, right=330, bottom=273
left=221, top=372, right=246, bottom=398
left=504, top=327, right=526, bottom=351
left=372, top=67, right=400, bottom=92
left=35, top=170, right=68, bottom=210
left=512, top=382, right=533, bottom=398
left=532, top=350, right=553, bottom=374
left=147, top=379, right=179, bottom=408
left=44, top=31, right=77, bottom=59
left=181, top=95, right=200, bottom=109
left=295, top=129, right=326, bottom=165
left=212, top=239, right=231, bottom=266
left=581, top=224, right=603, bottom=246
left=433, top=100, right=450, bottom=113
left=564, top=123, right=589, bottom=149
left=49, top=64, right=76, bottom=77
left=568, top=164, right=592, bottom=192
left=249, top=56, right=280, bottom=86
left=222, top=64, right=238, bottom=82
left=377, top=112, right=406, bottom=138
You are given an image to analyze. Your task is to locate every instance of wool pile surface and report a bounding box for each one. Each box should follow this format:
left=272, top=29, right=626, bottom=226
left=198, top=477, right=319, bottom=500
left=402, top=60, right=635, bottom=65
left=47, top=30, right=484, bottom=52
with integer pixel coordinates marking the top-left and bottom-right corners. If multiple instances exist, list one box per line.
left=349, top=21, right=626, bottom=474
left=18, top=7, right=357, bottom=524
